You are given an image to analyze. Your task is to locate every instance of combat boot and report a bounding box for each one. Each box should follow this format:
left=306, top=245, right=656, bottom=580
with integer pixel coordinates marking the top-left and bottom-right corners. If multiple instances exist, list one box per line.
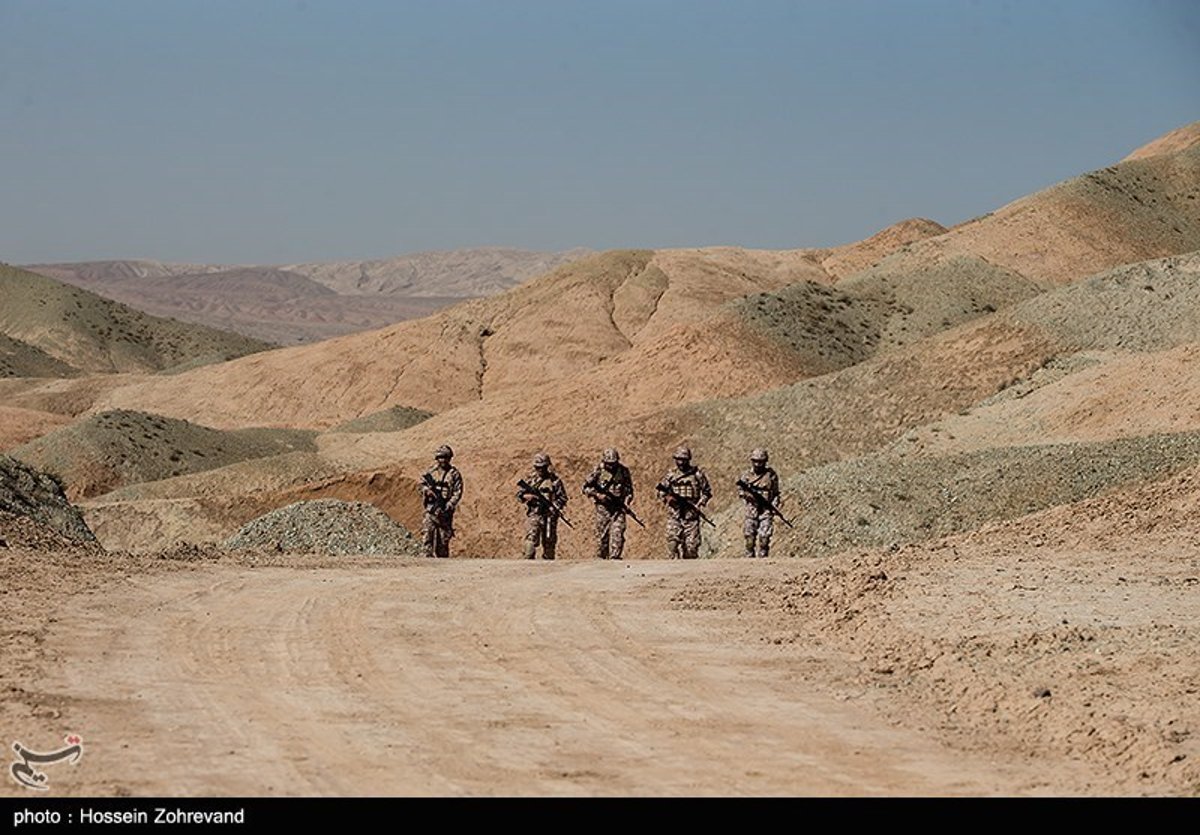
left=744, top=536, right=757, bottom=559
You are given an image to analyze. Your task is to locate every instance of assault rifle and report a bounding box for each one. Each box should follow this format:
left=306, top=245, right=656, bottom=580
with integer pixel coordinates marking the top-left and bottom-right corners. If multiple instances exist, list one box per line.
left=517, top=479, right=574, bottom=529
left=584, top=475, right=645, bottom=528
left=736, top=478, right=794, bottom=528
left=655, top=482, right=715, bottom=527
left=421, top=472, right=451, bottom=511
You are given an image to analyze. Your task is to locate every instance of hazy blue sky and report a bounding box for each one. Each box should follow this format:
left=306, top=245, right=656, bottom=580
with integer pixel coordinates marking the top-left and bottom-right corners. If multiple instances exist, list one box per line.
left=1, top=0, right=1197, bottom=264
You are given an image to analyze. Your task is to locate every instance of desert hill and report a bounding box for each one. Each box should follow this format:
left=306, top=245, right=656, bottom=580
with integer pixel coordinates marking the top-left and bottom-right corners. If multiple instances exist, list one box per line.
left=817, top=218, right=948, bottom=280
left=0, top=332, right=80, bottom=378
left=27, top=248, right=593, bottom=344
left=0, top=264, right=272, bottom=373
left=11, top=410, right=317, bottom=500
left=283, top=246, right=594, bottom=296
left=1122, top=120, right=1200, bottom=161
left=91, top=248, right=830, bottom=428
left=0, top=406, right=73, bottom=451
left=86, top=140, right=1200, bottom=433
left=27, top=264, right=464, bottom=345
left=729, top=253, right=1046, bottom=374
left=927, top=142, right=1200, bottom=284
left=27, top=259, right=229, bottom=283
left=755, top=430, right=1200, bottom=559
left=898, top=342, right=1200, bottom=455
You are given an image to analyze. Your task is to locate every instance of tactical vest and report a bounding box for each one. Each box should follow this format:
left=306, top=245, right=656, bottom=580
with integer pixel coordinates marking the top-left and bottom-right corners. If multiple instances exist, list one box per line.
left=670, top=469, right=704, bottom=500
left=527, top=473, right=557, bottom=501
left=593, top=467, right=629, bottom=498
left=741, top=468, right=777, bottom=497
left=426, top=468, right=455, bottom=500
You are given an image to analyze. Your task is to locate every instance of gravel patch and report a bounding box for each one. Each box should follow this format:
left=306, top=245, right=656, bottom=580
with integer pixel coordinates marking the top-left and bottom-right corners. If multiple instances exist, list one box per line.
left=226, top=499, right=421, bottom=556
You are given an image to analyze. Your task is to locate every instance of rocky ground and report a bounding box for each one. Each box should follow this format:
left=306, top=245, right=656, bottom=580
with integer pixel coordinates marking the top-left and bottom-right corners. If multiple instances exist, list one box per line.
left=225, top=499, right=423, bottom=556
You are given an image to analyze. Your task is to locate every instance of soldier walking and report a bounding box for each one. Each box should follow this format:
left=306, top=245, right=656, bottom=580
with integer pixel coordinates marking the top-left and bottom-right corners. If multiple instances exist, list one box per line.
left=656, top=446, right=712, bottom=560
left=737, top=448, right=780, bottom=558
left=420, top=444, right=463, bottom=558
left=517, top=453, right=569, bottom=560
left=582, top=448, right=635, bottom=560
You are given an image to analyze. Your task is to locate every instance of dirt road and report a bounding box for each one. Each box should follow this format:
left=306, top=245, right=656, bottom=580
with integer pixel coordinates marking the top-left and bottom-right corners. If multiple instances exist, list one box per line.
left=15, top=558, right=1068, bottom=796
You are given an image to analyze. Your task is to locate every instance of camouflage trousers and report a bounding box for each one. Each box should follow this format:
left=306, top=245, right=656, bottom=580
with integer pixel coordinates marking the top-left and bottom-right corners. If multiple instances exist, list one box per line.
left=593, top=504, right=627, bottom=560
left=524, top=512, right=559, bottom=560
left=666, top=509, right=702, bottom=560
left=743, top=509, right=774, bottom=558
left=423, top=509, right=454, bottom=559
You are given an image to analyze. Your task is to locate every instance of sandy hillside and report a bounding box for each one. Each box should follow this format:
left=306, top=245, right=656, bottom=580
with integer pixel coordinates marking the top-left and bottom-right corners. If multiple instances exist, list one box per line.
left=0, top=405, right=73, bottom=451
left=0, top=333, right=81, bottom=379
left=818, top=217, right=948, bottom=279
left=28, top=248, right=594, bottom=344
left=28, top=264, right=469, bottom=345
left=869, top=143, right=1200, bottom=286
left=1122, top=120, right=1200, bottom=161
left=0, top=264, right=272, bottom=373
left=91, top=248, right=829, bottom=428
left=11, top=410, right=317, bottom=500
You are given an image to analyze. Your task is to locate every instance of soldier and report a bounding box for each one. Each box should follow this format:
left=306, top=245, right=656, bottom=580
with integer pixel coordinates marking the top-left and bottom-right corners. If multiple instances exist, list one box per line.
left=656, top=446, right=712, bottom=560
left=737, top=448, right=780, bottom=558
left=517, top=453, right=569, bottom=560
left=582, top=448, right=635, bottom=560
left=420, top=445, right=463, bottom=558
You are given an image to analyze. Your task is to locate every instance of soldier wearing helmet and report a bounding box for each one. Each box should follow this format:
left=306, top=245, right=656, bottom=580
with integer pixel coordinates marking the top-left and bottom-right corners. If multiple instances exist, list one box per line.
left=420, top=444, right=463, bottom=558
left=737, top=448, right=780, bottom=558
left=582, top=448, right=635, bottom=560
left=517, top=452, right=568, bottom=560
left=657, top=445, right=712, bottom=559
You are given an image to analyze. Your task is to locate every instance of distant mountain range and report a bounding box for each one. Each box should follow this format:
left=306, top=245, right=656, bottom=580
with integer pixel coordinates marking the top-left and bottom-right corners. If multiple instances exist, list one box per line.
left=24, top=247, right=593, bottom=344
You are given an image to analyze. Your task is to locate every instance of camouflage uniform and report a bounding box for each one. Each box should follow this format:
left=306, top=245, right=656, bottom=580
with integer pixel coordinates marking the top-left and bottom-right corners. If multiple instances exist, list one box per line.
left=657, top=448, right=712, bottom=560
left=582, top=449, right=634, bottom=560
left=518, top=455, right=568, bottom=560
left=420, top=446, right=463, bottom=559
left=738, top=450, right=780, bottom=558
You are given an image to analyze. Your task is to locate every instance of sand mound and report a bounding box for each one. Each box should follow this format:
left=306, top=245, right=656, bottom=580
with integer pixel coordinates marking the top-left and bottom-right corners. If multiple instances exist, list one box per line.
left=12, top=410, right=317, bottom=499
left=0, top=455, right=96, bottom=543
left=225, top=499, right=420, bottom=555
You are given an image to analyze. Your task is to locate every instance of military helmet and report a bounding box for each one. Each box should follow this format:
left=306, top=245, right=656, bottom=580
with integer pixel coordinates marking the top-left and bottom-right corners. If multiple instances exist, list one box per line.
left=533, top=452, right=551, bottom=468
left=434, top=444, right=454, bottom=460
left=750, top=448, right=769, bottom=462
left=673, top=446, right=692, bottom=461
left=602, top=448, right=620, bottom=464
